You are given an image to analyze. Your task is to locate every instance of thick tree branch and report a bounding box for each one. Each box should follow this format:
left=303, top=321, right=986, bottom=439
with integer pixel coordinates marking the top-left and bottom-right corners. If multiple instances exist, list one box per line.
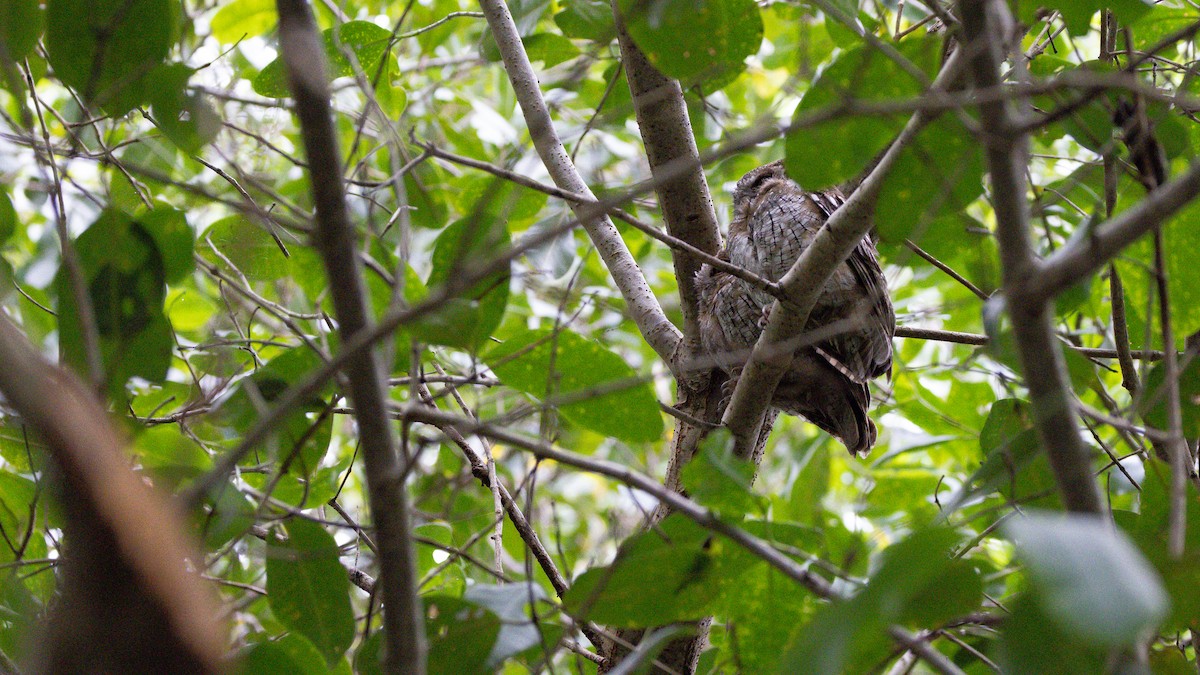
left=1035, top=158, right=1200, bottom=302
left=722, top=51, right=966, bottom=457
left=0, top=315, right=225, bottom=673
left=602, top=21, right=730, bottom=665
left=478, top=0, right=682, bottom=367
left=274, top=0, right=426, bottom=670
left=612, top=5, right=722, bottom=346
left=959, top=0, right=1102, bottom=513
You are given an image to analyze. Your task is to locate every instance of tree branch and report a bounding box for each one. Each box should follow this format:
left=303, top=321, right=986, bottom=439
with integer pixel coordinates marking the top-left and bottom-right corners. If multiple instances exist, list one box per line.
left=0, top=315, right=225, bottom=672
left=959, top=0, right=1102, bottom=513
left=478, top=0, right=682, bottom=367
left=612, top=5, right=722, bottom=346
left=274, top=0, right=426, bottom=670
left=1035, top=158, right=1200, bottom=302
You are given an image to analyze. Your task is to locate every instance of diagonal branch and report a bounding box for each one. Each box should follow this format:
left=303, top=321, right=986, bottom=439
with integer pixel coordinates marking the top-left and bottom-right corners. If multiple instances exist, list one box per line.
left=478, top=0, right=682, bottom=368
left=958, top=0, right=1101, bottom=513
left=274, top=0, right=427, bottom=670
left=1035, top=158, right=1200, bottom=302
left=0, top=315, right=225, bottom=672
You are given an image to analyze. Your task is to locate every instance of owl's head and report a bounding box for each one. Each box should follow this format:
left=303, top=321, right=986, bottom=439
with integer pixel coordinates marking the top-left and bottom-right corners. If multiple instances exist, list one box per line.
left=731, top=160, right=792, bottom=222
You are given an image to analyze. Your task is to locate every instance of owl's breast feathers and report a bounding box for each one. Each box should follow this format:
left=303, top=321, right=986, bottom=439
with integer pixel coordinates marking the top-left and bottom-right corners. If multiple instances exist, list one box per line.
left=696, top=164, right=895, bottom=455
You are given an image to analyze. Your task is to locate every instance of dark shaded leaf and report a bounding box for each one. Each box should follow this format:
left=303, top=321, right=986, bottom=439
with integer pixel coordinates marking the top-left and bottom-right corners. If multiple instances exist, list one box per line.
left=787, top=37, right=941, bottom=189
left=0, top=0, right=41, bottom=60
left=45, top=0, right=177, bottom=114
left=425, top=596, right=501, bottom=675
left=555, top=0, right=614, bottom=40
left=681, top=429, right=761, bottom=515
left=419, top=215, right=511, bottom=350
left=267, top=519, right=355, bottom=665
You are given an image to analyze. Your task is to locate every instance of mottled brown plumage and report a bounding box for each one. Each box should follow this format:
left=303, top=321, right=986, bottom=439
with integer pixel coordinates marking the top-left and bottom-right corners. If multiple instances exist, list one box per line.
left=696, top=161, right=895, bottom=456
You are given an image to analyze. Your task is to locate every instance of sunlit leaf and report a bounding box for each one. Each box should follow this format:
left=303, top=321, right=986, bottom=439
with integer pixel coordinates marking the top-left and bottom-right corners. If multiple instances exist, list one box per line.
left=484, top=327, right=663, bottom=443
left=616, top=0, right=763, bottom=88
left=787, top=36, right=941, bottom=189
left=210, top=0, right=276, bottom=44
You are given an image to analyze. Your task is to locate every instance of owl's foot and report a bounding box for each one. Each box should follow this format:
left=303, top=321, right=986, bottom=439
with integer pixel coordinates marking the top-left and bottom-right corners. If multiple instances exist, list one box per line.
left=718, top=372, right=739, bottom=413
left=758, top=304, right=772, bottom=329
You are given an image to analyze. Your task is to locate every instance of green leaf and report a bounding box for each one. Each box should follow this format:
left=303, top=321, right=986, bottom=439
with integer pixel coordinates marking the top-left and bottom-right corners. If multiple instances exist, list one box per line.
left=148, top=64, right=221, bottom=153
left=0, top=471, right=37, bottom=562
left=996, top=595, right=1108, bottom=674
left=555, top=0, right=615, bottom=40
left=1035, top=0, right=1152, bottom=34
left=241, top=634, right=329, bottom=675
left=866, top=526, right=976, bottom=624
left=876, top=116, right=985, bottom=241
left=199, top=215, right=291, bottom=282
left=137, top=205, right=195, bottom=283
left=962, top=398, right=1062, bottom=509
left=0, top=424, right=47, bottom=473
left=787, top=36, right=941, bottom=189
left=134, top=425, right=211, bottom=488
left=563, top=515, right=719, bottom=626
left=451, top=176, right=547, bottom=231
left=1130, top=7, right=1200, bottom=48
left=782, top=526, right=972, bottom=674
left=353, top=631, right=384, bottom=675
left=56, top=210, right=174, bottom=397
left=523, top=33, right=581, bottom=68
left=44, top=0, right=177, bottom=114
left=425, top=596, right=501, bottom=675
left=711, top=547, right=811, bottom=673
left=0, top=0, right=42, bottom=60
left=0, top=189, right=14, bottom=244
left=886, top=213, right=1000, bottom=294
left=222, top=348, right=333, bottom=476
left=253, top=21, right=393, bottom=97
left=681, top=429, right=761, bottom=515
left=462, top=584, right=547, bottom=667
left=484, top=327, right=663, bottom=443
left=1115, top=198, right=1200, bottom=349
left=210, top=0, right=276, bottom=44
left=1005, top=511, right=1168, bottom=647
left=417, top=215, right=511, bottom=350
left=616, top=0, right=763, bottom=88
left=267, top=519, right=356, bottom=665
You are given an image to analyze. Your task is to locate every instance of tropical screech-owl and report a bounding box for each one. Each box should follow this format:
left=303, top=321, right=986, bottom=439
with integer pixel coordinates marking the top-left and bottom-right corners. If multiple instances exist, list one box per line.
left=695, top=161, right=895, bottom=456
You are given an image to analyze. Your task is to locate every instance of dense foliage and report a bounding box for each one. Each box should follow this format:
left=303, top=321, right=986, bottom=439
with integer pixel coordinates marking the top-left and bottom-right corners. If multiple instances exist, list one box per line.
left=0, top=0, right=1199, bottom=672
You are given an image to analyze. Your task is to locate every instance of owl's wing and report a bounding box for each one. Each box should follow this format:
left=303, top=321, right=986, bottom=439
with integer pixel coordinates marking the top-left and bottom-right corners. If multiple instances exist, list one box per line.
left=774, top=351, right=876, bottom=456
left=807, top=189, right=896, bottom=383
left=695, top=264, right=764, bottom=373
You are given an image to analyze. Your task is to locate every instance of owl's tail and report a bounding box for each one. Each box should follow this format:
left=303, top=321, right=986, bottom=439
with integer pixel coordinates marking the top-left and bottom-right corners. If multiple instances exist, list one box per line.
left=773, top=352, right=876, bottom=457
